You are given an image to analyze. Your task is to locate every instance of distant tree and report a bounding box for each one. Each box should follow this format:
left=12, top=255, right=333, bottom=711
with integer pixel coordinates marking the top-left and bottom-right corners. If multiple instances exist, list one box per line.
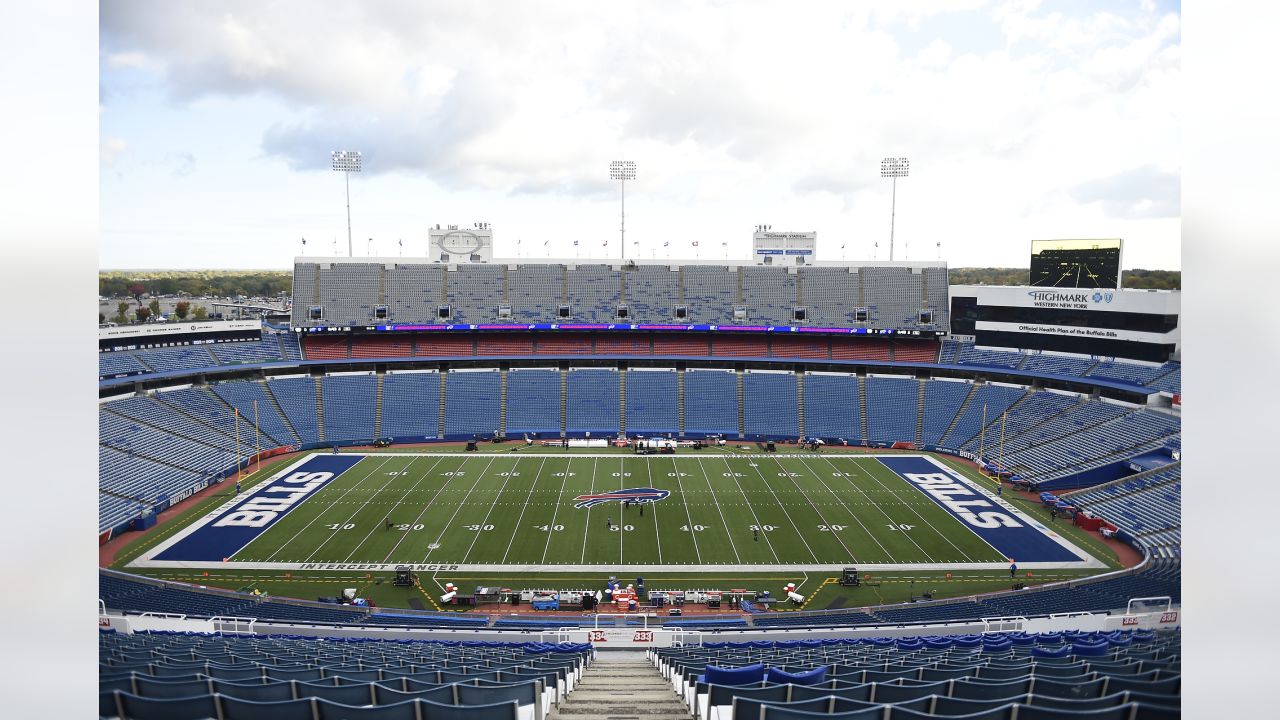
left=128, top=283, right=147, bottom=307
left=114, top=301, right=130, bottom=324
left=192, top=305, right=208, bottom=320
left=174, top=301, right=190, bottom=320
left=148, top=298, right=162, bottom=318
left=99, top=312, right=105, bottom=324
left=135, top=307, right=152, bottom=323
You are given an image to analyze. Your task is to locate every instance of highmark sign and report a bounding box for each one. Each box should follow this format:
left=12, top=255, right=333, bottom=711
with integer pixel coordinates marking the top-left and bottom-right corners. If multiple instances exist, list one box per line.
left=1026, top=290, right=1115, bottom=310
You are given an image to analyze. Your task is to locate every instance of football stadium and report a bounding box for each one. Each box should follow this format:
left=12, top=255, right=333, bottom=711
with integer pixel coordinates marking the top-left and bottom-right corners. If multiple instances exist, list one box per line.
left=83, top=3, right=1197, bottom=716
left=98, top=245, right=1182, bottom=718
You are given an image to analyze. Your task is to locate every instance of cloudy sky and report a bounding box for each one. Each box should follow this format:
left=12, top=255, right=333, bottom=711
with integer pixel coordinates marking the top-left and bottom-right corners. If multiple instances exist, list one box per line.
left=99, top=0, right=1180, bottom=270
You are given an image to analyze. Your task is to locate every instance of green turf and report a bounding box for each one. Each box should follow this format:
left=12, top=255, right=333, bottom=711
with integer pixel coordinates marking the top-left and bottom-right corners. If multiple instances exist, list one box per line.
left=223, top=451, right=1029, bottom=566
left=115, top=448, right=1122, bottom=610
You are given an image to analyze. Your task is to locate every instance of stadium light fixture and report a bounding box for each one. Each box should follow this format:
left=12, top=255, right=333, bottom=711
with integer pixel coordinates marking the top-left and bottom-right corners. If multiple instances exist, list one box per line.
left=610, top=160, right=636, bottom=260
left=881, top=157, right=909, bottom=261
left=332, top=150, right=362, bottom=257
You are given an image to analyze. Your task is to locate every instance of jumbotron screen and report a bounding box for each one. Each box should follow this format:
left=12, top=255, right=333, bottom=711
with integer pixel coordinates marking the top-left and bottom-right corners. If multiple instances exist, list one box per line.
left=1029, top=238, right=1122, bottom=289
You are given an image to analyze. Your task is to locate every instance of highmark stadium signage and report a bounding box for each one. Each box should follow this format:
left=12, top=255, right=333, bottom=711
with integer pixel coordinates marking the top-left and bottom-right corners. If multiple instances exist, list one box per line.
left=1026, top=290, right=1116, bottom=310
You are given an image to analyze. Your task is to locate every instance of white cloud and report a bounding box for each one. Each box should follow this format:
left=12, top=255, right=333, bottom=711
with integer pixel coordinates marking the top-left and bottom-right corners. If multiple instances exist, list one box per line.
left=99, top=0, right=1181, bottom=269
left=100, top=137, right=127, bottom=167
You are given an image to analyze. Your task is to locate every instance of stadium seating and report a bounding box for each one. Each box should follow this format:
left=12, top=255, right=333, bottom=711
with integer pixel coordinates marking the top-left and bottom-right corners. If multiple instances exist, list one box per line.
left=1068, top=465, right=1181, bottom=542
left=684, top=369, right=740, bottom=437
left=267, top=377, right=322, bottom=445
left=99, top=351, right=151, bottom=378
left=351, top=335, right=413, bottom=358
left=743, top=372, right=798, bottom=439
left=919, top=380, right=970, bottom=447
left=623, top=264, right=680, bottom=322
left=99, top=625, right=592, bottom=719
left=864, top=377, right=919, bottom=444
left=624, top=369, right=679, bottom=435
left=443, top=370, right=502, bottom=438
left=211, top=339, right=287, bottom=365
left=566, top=368, right=621, bottom=434
left=770, top=336, right=830, bottom=359
left=321, top=374, right=378, bottom=442
left=939, top=383, right=1025, bottom=449
left=380, top=371, right=441, bottom=440
left=802, top=373, right=862, bottom=443
left=505, top=369, right=562, bottom=436
left=210, top=380, right=300, bottom=447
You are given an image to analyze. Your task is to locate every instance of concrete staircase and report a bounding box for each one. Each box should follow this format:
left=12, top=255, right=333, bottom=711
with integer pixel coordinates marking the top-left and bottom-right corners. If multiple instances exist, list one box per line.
left=552, top=653, right=692, bottom=719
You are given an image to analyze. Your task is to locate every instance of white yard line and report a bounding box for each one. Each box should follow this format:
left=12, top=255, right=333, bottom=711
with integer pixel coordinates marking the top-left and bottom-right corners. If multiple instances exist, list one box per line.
left=791, top=455, right=894, bottom=562
left=672, top=458, right=705, bottom=564
left=540, top=458, right=573, bottom=565
left=499, top=457, right=548, bottom=564
left=339, top=455, right=449, bottom=563
left=816, top=454, right=944, bottom=563
left=459, top=457, right=523, bottom=564
left=418, top=455, right=501, bottom=564
left=737, top=455, right=821, bottom=563
left=703, top=457, right=767, bottom=563
left=381, top=457, right=471, bottom=563
left=646, top=457, right=664, bottom=564
left=764, top=455, right=859, bottom=563
left=579, top=458, right=599, bottom=565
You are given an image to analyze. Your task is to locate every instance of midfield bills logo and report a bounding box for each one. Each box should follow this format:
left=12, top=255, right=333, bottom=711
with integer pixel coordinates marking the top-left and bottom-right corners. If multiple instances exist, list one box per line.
left=573, top=487, right=670, bottom=509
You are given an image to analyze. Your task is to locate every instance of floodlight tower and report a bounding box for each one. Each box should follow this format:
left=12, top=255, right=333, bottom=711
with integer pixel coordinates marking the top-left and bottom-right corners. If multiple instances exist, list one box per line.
left=610, top=160, right=636, bottom=260
left=881, top=157, right=909, bottom=261
left=332, top=150, right=362, bottom=257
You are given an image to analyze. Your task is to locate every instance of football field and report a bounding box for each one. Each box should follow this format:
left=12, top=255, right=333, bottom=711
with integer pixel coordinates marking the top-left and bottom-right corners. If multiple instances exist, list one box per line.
left=132, top=450, right=1101, bottom=573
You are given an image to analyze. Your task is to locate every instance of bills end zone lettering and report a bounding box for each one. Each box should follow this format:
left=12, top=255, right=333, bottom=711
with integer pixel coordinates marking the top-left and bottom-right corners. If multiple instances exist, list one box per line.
left=152, top=454, right=363, bottom=562
left=876, top=456, right=1082, bottom=562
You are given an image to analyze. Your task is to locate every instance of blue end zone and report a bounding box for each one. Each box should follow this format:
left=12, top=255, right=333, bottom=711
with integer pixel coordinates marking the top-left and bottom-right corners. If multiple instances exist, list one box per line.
left=154, top=454, right=364, bottom=562
left=876, top=456, right=1082, bottom=563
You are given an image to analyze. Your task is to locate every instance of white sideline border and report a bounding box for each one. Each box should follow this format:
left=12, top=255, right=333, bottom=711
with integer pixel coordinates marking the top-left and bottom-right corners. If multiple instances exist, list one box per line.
left=127, top=451, right=1107, bottom=571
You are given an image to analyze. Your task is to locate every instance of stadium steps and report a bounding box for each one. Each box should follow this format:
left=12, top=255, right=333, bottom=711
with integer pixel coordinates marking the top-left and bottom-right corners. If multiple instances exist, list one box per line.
left=190, top=384, right=287, bottom=449
left=982, top=395, right=1084, bottom=452
left=151, top=389, right=247, bottom=447
left=736, top=370, right=745, bottom=439
left=552, top=654, right=692, bottom=719
left=101, top=405, right=232, bottom=455
left=374, top=373, right=384, bottom=438
left=261, top=380, right=303, bottom=446
left=1062, top=460, right=1182, bottom=498
left=677, top=369, right=685, bottom=436
left=914, top=378, right=926, bottom=447
left=858, top=376, right=869, bottom=441
left=560, top=369, right=568, bottom=437
left=1029, top=429, right=1183, bottom=486
left=314, top=376, right=326, bottom=443
left=1015, top=353, right=1031, bottom=370
left=1145, top=363, right=1182, bottom=387
left=795, top=371, right=805, bottom=439
left=498, top=370, right=508, bottom=437
left=937, top=382, right=979, bottom=447
left=618, top=368, right=627, bottom=434
left=130, top=350, right=158, bottom=373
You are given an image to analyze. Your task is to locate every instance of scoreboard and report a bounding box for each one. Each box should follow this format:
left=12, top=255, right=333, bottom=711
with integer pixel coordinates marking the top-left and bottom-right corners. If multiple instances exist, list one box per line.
left=949, top=285, right=1179, bottom=363
left=1029, top=239, right=1123, bottom=289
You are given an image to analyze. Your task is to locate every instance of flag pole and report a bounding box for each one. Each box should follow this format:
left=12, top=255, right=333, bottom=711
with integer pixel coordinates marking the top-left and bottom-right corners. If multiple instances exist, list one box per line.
left=254, top=400, right=261, bottom=474
left=998, top=410, right=1007, bottom=486
left=979, top=403, right=987, bottom=478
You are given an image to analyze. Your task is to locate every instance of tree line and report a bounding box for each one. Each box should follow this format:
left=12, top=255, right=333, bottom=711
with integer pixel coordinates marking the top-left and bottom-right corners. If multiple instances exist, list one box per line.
left=99, top=271, right=291, bottom=299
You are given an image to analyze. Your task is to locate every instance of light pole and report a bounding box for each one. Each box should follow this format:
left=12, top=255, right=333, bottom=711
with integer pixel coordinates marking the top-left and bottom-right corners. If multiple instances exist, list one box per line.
left=610, top=160, right=636, bottom=260
left=881, top=157, right=909, bottom=261
left=332, top=150, right=362, bottom=257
